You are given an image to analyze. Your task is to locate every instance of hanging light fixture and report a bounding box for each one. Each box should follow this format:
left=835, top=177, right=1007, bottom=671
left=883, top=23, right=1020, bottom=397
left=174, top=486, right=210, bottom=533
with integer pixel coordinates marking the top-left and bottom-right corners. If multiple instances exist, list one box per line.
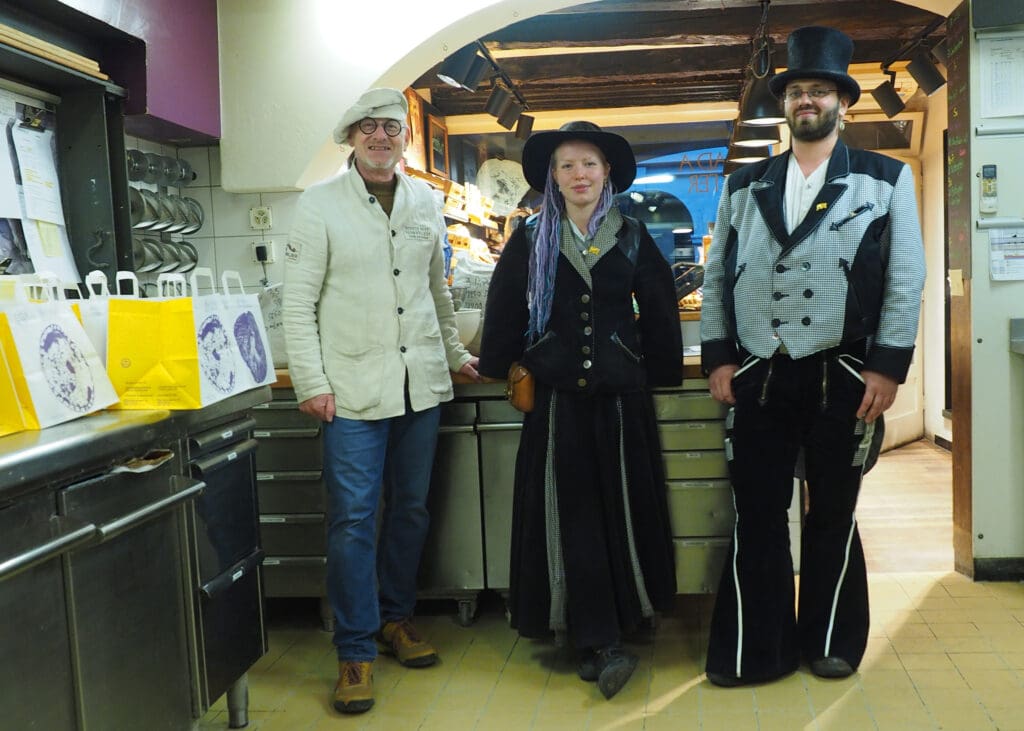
left=436, top=44, right=490, bottom=92
left=723, top=160, right=746, bottom=176
left=484, top=85, right=514, bottom=117
left=907, top=49, right=947, bottom=95
left=870, top=17, right=947, bottom=117
left=497, top=101, right=523, bottom=130
left=515, top=114, right=535, bottom=140
left=871, top=69, right=905, bottom=118
left=738, top=0, right=786, bottom=126
left=733, top=124, right=781, bottom=147
left=727, top=145, right=769, bottom=165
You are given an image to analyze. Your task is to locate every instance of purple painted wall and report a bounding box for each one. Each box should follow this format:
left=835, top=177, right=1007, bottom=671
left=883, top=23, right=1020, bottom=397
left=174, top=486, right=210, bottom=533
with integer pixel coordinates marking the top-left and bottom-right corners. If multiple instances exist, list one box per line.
left=58, top=0, right=220, bottom=140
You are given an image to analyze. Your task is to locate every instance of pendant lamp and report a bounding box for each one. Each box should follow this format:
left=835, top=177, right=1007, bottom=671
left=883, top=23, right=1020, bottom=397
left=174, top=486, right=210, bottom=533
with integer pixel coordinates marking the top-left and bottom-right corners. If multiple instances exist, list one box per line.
left=733, top=124, right=781, bottom=147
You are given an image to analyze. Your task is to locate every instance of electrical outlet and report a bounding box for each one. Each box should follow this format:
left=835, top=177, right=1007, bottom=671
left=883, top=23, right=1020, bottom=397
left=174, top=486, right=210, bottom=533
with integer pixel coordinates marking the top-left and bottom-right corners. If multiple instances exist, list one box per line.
left=249, top=205, right=273, bottom=230
left=252, top=240, right=276, bottom=264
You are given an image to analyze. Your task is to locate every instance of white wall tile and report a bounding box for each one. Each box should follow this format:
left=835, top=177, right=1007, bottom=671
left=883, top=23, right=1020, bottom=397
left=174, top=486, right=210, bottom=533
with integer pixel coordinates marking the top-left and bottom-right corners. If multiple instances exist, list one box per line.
left=179, top=147, right=211, bottom=188
left=210, top=187, right=261, bottom=237
left=258, top=191, right=299, bottom=238
left=187, top=237, right=217, bottom=275
left=209, top=146, right=222, bottom=188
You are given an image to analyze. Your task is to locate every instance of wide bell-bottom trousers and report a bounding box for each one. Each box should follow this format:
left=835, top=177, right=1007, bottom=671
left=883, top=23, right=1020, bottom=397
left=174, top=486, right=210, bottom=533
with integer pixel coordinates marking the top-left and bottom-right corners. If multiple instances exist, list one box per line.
left=705, top=345, right=876, bottom=681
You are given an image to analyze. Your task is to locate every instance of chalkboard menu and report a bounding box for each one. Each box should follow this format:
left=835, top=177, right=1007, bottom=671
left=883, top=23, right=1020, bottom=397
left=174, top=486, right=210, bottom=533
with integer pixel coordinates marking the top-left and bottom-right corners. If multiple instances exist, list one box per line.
left=945, top=1, right=971, bottom=278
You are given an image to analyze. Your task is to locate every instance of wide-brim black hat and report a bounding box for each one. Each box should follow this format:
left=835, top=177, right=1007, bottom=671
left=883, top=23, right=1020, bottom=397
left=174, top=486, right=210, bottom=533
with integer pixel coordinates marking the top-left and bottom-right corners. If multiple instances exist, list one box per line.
left=521, top=121, right=636, bottom=193
left=768, top=26, right=861, bottom=106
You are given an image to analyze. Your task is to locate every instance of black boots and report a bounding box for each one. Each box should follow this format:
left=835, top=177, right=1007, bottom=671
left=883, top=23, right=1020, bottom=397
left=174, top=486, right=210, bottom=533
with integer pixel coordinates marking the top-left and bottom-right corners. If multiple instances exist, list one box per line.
left=577, top=645, right=639, bottom=699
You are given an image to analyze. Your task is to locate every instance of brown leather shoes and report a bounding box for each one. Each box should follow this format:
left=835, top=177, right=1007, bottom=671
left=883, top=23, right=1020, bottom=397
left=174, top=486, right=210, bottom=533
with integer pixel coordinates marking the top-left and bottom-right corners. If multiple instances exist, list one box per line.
left=377, top=619, right=438, bottom=668
left=333, top=660, right=373, bottom=714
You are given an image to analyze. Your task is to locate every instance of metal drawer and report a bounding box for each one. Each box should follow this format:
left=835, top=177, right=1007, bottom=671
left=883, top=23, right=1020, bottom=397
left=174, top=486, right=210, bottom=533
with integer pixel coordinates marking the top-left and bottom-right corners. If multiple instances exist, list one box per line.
left=478, top=399, right=524, bottom=424
left=653, top=391, right=727, bottom=421
left=658, top=421, right=726, bottom=451
left=667, top=480, right=734, bottom=537
left=441, top=401, right=477, bottom=425
left=258, top=513, right=326, bottom=555
left=674, top=538, right=730, bottom=594
left=256, top=471, right=325, bottom=513
left=251, top=400, right=318, bottom=429
left=253, top=427, right=323, bottom=472
left=261, top=556, right=326, bottom=598
left=662, top=450, right=728, bottom=480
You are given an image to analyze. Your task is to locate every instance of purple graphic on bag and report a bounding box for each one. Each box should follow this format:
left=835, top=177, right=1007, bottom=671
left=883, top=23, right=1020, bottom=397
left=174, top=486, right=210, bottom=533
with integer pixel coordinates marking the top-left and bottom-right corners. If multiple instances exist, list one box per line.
left=197, top=315, right=236, bottom=393
left=39, top=324, right=96, bottom=413
left=234, top=310, right=268, bottom=383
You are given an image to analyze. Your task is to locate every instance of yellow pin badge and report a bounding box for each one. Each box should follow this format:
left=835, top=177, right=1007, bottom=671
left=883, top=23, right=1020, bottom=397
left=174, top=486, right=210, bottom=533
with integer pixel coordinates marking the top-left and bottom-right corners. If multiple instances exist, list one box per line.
left=815, top=202, right=828, bottom=211
left=587, top=245, right=601, bottom=255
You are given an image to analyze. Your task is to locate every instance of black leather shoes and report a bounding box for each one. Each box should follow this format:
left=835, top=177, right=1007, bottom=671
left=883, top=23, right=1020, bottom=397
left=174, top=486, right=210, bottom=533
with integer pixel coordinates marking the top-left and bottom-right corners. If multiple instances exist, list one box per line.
left=576, top=648, right=600, bottom=682
left=595, top=646, right=638, bottom=699
left=810, top=656, right=854, bottom=678
left=706, top=671, right=747, bottom=687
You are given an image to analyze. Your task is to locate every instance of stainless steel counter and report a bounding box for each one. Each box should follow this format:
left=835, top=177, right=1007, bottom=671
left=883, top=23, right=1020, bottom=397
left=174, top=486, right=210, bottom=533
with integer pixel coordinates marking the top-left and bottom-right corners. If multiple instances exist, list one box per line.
left=0, top=387, right=272, bottom=500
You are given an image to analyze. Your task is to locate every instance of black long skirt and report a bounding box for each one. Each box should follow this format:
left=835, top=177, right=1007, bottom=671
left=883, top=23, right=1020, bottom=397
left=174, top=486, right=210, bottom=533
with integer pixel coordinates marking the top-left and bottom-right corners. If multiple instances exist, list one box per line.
left=507, top=383, right=677, bottom=650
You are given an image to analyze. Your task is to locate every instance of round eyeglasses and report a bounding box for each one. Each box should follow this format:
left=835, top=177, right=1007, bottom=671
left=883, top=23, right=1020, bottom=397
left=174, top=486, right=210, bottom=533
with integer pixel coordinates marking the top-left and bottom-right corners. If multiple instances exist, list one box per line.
left=357, top=118, right=404, bottom=137
left=784, top=88, right=838, bottom=102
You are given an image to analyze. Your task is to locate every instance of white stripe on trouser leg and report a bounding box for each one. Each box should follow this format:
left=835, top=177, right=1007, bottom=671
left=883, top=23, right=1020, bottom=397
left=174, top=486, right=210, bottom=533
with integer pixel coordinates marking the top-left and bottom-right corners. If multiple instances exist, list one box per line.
left=730, top=488, right=743, bottom=676
left=823, top=516, right=857, bottom=657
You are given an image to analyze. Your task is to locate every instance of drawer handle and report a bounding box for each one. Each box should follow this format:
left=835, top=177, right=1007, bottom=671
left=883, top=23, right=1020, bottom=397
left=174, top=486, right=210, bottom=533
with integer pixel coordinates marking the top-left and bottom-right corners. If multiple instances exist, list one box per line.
left=0, top=521, right=96, bottom=581
left=97, top=480, right=205, bottom=543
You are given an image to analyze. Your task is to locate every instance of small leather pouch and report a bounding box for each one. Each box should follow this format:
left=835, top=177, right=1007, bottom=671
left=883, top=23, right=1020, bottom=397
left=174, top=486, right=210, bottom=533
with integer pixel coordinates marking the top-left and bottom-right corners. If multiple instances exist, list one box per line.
left=506, top=361, right=535, bottom=413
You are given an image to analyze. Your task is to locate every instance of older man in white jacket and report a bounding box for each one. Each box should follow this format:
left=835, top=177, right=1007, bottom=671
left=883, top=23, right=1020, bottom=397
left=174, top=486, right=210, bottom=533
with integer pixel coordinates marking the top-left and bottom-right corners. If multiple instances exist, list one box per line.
left=283, top=87, right=479, bottom=715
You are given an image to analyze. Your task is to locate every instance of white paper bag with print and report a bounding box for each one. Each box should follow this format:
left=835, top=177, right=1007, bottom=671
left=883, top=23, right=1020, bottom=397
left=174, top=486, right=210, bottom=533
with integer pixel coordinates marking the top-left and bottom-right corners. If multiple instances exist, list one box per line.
left=186, top=268, right=248, bottom=403
left=0, top=279, right=119, bottom=429
left=221, top=271, right=276, bottom=389
left=257, top=282, right=287, bottom=368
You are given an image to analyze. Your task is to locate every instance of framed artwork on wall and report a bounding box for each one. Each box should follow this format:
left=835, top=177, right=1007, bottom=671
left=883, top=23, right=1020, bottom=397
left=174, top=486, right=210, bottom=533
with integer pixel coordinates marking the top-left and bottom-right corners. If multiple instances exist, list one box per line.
left=427, top=114, right=449, bottom=179
left=403, top=88, right=427, bottom=172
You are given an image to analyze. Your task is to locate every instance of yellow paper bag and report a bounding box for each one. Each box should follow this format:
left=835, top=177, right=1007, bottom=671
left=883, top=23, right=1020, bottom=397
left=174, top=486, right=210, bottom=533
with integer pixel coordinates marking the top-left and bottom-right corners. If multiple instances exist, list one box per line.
left=0, top=337, right=27, bottom=437
left=107, top=269, right=252, bottom=409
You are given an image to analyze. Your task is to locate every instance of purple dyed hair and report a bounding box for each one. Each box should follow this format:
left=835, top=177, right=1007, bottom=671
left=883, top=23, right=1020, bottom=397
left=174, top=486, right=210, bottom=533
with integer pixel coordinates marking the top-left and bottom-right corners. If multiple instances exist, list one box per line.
left=526, top=159, right=615, bottom=340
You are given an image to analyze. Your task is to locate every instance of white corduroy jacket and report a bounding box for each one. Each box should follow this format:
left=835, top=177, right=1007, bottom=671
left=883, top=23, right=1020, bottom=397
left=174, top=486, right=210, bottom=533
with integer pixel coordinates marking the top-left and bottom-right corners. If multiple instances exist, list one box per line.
left=282, top=168, right=470, bottom=419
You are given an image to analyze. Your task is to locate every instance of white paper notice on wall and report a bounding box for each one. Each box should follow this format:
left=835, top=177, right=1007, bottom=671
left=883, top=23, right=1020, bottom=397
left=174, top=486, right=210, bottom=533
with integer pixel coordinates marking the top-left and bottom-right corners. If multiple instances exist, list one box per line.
left=11, top=125, right=65, bottom=225
left=17, top=186, right=79, bottom=284
left=989, top=228, right=1024, bottom=281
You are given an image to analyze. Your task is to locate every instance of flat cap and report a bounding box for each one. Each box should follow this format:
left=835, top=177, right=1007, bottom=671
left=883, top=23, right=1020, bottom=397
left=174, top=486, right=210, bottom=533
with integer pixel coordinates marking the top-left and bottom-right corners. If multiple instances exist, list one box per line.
left=333, top=88, right=408, bottom=144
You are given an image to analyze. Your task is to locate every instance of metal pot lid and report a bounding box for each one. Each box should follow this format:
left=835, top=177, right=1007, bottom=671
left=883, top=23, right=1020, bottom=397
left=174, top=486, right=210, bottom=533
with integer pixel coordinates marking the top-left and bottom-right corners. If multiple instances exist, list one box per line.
left=162, top=195, right=191, bottom=233
left=156, top=239, right=182, bottom=273
left=134, top=188, right=161, bottom=229
left=179, top=197, right=205, bottom=235
left=126, top=149, right=148, bottom=183
left=137, top=238, right=163, bottom=272
left=172, top=240, right=197, bottom=273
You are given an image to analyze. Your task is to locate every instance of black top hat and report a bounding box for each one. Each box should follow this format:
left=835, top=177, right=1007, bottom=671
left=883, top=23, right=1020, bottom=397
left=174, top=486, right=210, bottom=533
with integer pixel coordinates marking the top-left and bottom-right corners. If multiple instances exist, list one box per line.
left=521, top=121, right=637, bottom=193
left=768, top=26, right=861, bottom=106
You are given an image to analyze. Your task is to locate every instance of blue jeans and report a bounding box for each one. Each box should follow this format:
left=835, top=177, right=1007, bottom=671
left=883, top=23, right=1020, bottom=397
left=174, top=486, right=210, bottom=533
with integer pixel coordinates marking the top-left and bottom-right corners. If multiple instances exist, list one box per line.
left=322, top=405, right=441, bottom=661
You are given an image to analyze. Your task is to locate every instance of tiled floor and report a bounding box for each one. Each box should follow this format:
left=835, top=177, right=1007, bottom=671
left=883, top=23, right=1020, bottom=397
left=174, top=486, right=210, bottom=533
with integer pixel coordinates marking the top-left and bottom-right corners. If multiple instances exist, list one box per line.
left=199, top=439, right=1024, bottom=730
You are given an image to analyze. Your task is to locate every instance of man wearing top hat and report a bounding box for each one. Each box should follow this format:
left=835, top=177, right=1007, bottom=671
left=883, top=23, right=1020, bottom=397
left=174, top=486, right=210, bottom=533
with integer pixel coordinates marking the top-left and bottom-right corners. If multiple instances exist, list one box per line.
left=700, top=26, right=926, bottom=685
left=283, top=87, right=480, bottom=713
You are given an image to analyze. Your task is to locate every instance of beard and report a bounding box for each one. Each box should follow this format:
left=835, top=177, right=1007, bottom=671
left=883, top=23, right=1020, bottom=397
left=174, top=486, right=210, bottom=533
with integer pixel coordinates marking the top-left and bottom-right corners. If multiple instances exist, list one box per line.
left=788, top=103, right=840, bottom=142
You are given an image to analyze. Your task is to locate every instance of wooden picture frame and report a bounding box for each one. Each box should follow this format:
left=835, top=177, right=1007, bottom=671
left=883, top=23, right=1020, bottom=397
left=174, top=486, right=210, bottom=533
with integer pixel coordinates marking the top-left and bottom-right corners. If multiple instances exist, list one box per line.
left=403, top=88, right=427, bottom=173
left=427, top=114, right=449, bottom=179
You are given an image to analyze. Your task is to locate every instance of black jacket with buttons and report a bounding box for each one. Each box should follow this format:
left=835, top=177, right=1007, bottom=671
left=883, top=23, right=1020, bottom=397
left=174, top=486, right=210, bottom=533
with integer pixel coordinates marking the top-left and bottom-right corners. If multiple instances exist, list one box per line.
left=478, top=213, right=683, bottom=393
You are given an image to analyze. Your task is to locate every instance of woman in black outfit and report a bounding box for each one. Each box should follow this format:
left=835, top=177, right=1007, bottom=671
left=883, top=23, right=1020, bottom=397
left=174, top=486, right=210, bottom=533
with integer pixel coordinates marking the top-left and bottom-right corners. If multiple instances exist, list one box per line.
left=477, top=121, right=683, bottom=699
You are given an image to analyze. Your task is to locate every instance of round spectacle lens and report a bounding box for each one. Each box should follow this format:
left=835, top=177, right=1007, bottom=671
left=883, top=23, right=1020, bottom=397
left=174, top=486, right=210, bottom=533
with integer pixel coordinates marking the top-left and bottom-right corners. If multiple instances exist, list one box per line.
left=356, top=118, right=404, bottom=137
left=784, top=88, right=837, bottom=102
